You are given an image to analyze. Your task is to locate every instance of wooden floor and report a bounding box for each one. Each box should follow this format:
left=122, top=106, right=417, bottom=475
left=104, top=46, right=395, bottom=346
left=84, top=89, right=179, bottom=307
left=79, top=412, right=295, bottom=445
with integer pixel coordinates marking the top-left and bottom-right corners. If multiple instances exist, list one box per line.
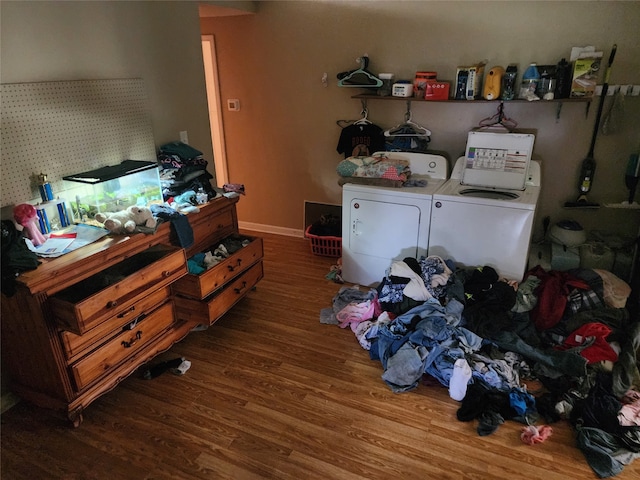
left=2, top=231, right=639, bottom=480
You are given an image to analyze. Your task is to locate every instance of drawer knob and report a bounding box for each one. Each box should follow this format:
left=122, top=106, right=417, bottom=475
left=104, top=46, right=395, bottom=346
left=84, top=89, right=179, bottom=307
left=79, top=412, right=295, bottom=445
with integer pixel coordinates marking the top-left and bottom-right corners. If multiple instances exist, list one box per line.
left=162, top=270, right=171, bottom=278
left=106, top=300, right=118, bottom=309
left=233, top=281, right=247, bottom=294
left=121, top=330, right=142, bottom=348
left=227, top=259, right=242, bottom=272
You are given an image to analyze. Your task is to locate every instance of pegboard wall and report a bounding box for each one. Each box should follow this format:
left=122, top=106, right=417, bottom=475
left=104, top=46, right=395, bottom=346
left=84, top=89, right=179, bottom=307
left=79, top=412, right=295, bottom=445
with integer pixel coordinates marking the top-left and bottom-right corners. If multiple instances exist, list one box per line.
left=1, top=79, right=157, bottom=208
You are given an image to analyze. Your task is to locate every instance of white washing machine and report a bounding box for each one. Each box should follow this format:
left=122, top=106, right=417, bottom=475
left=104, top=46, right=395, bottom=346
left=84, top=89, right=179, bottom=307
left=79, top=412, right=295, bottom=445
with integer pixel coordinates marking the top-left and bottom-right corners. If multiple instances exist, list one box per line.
left=341, top=152, right=449, bottom=286
left=428, top=132, right=541, bottom=281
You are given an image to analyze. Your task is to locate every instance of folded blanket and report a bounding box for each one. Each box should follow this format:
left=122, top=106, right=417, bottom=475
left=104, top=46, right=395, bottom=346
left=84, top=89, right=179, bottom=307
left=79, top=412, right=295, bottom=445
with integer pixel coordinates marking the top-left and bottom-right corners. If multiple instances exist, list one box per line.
left=336, top=154, right=411, bottom=182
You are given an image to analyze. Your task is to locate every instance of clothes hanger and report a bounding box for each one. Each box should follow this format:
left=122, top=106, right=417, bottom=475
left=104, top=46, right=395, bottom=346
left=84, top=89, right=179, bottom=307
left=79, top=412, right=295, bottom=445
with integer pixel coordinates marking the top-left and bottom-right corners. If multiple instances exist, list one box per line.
left=336, top=101, right=372, bottom=128
left=478, top=102, right=518, bottom=132
left=384, top=102, right=432, bottom=137
left=337, top=56, right=383, bottom=88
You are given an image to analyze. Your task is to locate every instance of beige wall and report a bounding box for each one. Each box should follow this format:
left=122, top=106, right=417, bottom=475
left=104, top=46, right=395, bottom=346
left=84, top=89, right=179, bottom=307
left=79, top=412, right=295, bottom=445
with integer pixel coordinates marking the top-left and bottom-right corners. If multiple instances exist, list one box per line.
left=202, top=1, right=640, bottom=240
left=1, top=0, right=214, bottom=179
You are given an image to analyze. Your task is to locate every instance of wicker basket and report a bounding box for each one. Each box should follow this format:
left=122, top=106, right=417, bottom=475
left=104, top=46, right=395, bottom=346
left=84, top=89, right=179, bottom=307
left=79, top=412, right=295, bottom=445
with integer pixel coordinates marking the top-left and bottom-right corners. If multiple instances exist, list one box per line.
left=304, top=225, right=341, bottom=257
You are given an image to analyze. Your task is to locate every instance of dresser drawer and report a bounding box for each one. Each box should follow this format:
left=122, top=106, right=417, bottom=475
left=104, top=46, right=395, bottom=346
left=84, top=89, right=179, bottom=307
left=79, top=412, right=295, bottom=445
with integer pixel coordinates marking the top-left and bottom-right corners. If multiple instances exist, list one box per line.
left=172, top=236, right=263, bottom=300
left=50, top=245, right=187, bottom=335
left=59, top=286, right=171, bottom=362
left=174, top=261, right=263, bottom=325
left=70, top=300, right=175, bottom=390
left=190, top=207, right=236, bottom=254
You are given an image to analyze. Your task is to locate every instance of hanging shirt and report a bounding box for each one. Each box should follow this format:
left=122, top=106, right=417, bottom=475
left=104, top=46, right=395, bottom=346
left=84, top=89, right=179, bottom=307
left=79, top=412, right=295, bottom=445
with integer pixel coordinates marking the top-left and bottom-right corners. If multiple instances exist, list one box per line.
left=336, top=123, right=386, bottom=158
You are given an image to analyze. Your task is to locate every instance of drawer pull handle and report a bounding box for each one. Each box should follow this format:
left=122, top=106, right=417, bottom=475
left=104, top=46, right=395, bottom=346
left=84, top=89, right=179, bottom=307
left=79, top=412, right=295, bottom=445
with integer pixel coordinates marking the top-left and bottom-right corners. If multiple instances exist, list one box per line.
left=227, top=259, right=242, bottom=272
left=162, top=270, right=171, bottom=278
left=117, top=306, right=135, bottom=318
left=233, top=281, right=247, bottom=294
left=217, top=223, right=225, bottom=229
left=106, top=300, right=119, bottom=309
left=122, top=331, right=142, bottom=348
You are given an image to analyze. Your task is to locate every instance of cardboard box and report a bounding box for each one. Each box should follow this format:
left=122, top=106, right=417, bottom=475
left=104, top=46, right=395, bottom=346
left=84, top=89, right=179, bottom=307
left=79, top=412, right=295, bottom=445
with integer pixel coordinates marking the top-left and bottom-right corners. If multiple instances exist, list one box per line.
left=455, top=62, right=485, bottom=100
left=425, top=81, right=450, bottom=100
left=570, top=57, right=601, bottom=98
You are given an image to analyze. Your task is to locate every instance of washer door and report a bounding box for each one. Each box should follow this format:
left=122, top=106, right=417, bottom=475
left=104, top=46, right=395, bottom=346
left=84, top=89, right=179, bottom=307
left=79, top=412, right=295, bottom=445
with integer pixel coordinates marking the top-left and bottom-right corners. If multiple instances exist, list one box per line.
left=348, top=198, right=421, bottom=258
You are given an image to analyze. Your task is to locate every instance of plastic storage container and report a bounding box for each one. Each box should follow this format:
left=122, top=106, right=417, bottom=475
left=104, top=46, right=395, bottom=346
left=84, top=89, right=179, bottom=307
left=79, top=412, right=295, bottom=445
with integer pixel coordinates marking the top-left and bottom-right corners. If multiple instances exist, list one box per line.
left=63, top=160, right=162, bottom=223
left=536, top=67, right=555, bottom=100
left=304, top=225, right=342, bottom=257
left=519, top=63, right=540, bottom=99
left=377, top=73, right=395, bottom=96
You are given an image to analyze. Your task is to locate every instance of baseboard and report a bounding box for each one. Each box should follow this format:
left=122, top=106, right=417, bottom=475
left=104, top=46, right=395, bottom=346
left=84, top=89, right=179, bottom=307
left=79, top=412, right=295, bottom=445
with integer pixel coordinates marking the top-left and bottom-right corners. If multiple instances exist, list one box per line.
left=238, top=221, right=304, bottom=238
left=1, top=391, right=21, bottom=414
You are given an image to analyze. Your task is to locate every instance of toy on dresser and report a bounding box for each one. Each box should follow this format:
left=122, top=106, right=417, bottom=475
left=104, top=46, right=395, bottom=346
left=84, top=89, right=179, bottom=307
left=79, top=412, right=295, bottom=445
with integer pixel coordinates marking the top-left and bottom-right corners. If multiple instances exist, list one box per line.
left=94, top=205, right=157, bottom=234
left=13, top=203, right=46, bottom=246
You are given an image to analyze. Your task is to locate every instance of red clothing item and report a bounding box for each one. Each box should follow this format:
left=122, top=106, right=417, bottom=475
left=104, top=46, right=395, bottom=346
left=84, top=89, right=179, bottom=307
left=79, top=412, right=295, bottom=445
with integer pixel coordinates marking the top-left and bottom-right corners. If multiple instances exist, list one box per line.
left=558, top=322, right=618, bottom=364
left=527, top=266, right=591, bottom=331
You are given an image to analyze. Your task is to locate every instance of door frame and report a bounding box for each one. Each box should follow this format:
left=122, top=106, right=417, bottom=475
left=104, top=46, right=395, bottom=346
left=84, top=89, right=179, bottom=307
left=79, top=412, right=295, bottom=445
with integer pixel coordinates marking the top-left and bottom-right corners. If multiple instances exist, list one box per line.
left=201, top=35, right=228, bottom=187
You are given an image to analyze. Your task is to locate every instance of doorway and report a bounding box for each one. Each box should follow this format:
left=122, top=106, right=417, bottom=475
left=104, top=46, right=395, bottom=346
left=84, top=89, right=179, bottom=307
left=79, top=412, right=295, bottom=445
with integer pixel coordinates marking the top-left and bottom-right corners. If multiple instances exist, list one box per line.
left=201, top=35, right=228, bottom=187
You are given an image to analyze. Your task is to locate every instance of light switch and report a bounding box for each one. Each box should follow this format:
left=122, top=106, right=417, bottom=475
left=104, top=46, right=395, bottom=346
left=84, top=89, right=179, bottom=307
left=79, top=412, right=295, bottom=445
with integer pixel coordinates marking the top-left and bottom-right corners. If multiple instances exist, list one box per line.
left=227, top=99, right=240, bottom=111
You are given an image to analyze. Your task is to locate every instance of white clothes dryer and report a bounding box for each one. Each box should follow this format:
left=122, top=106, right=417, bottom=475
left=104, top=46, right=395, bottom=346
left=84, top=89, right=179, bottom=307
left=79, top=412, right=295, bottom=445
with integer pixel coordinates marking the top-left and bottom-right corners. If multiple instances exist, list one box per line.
left=341, top=152, right=449, bottom=287
left=428, top=132, right=541, bottom=281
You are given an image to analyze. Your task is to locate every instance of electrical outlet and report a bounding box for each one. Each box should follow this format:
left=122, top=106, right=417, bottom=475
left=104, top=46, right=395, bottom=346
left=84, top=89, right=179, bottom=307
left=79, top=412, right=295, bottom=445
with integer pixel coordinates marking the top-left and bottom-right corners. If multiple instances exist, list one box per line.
left=179, top=130, right=189, bottom=144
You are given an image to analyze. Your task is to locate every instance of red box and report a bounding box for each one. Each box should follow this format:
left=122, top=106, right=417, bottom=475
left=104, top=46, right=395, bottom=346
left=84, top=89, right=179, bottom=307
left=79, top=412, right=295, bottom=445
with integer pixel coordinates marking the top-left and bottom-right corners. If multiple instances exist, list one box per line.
left=425, top=81, right=450, bottom=100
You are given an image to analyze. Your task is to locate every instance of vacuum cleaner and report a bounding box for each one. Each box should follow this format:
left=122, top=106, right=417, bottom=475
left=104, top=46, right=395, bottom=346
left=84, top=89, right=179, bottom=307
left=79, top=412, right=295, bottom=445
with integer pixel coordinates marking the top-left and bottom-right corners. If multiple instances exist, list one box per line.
left=565, top=44, right=617, bottom=208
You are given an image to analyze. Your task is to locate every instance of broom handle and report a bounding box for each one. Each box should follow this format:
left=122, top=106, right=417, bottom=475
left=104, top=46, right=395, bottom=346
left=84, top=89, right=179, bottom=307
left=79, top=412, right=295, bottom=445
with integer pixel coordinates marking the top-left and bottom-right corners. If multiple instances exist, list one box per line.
left=588, top=44, right=617, bottom=155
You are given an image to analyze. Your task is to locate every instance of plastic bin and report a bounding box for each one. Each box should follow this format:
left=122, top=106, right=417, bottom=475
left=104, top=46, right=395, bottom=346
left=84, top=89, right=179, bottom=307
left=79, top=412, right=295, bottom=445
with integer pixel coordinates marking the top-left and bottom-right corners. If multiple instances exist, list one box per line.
left=304, top=225, right=341, bottom=257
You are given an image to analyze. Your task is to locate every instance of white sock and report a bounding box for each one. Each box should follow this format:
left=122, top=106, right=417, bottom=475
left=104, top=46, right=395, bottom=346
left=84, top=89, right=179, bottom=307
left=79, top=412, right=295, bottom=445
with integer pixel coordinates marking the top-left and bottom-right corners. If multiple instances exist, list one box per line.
left=449, top=358, right=472, bottom=401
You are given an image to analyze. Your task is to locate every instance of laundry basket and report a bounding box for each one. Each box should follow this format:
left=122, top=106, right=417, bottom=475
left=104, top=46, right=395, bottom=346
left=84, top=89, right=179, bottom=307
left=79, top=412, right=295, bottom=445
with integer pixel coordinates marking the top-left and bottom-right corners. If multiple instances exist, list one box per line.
left=304, top=225, right=341, bottom=257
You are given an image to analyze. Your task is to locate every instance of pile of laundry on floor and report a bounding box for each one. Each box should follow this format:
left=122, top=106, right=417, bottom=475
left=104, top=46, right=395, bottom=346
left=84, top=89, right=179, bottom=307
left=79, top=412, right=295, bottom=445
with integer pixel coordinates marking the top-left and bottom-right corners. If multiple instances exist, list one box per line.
left=321, top=258, right=639, bottom=478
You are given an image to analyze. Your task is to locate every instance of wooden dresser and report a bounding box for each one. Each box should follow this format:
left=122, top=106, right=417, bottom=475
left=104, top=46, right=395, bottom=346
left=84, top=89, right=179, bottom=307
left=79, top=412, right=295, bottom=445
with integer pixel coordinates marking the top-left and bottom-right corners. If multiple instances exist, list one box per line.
left=0, top=196, right=263, bottom=426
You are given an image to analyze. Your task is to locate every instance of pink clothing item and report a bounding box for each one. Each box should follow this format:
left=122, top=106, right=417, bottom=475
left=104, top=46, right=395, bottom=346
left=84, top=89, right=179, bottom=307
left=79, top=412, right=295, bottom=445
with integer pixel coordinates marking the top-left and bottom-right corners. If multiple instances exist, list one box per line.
left=521, top=425, right=553, bottom=445
left=337, top=299, right=379, bottom=329
left=618, top=389, right=640, bottom=427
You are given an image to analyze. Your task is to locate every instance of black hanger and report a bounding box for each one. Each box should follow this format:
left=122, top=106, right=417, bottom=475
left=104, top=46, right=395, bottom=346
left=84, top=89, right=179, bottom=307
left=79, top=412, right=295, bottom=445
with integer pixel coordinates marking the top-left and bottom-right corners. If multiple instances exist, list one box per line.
left=478, top=102, right=518, bottom=132
left=384, top=102, right=431, bottom=137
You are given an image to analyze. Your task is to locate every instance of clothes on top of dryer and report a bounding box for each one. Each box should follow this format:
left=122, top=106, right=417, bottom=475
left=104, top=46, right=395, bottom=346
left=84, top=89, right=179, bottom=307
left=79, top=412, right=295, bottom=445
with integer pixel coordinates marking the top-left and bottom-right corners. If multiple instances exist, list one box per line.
left=336, top=154, right=411, bottom=181
left=336, top=123, right=386, bottom=158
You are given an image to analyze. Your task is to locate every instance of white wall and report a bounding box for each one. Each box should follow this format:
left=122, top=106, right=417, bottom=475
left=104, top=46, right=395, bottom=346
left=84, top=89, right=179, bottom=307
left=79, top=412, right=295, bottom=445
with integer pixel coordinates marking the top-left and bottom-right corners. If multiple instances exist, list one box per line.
left=0, top=0, right=214, bottom=180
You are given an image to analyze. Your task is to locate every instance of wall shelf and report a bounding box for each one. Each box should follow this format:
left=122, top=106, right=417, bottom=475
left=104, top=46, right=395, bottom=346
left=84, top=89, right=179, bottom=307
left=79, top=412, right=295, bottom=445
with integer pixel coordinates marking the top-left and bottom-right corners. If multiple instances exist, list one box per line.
left=351, top=93, right=591, bottom=104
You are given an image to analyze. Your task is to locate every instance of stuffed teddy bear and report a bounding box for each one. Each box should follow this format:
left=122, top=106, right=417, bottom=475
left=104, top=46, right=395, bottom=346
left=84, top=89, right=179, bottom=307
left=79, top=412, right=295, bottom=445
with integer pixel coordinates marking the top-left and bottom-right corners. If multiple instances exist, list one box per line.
left=95, top=205, right=157, bottom=234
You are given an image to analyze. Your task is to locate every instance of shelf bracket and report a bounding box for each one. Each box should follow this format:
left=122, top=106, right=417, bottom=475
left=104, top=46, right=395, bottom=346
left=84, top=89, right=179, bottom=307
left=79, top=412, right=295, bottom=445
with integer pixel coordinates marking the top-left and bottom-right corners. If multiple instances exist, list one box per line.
left=556, top=102, right=562, bottom=123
